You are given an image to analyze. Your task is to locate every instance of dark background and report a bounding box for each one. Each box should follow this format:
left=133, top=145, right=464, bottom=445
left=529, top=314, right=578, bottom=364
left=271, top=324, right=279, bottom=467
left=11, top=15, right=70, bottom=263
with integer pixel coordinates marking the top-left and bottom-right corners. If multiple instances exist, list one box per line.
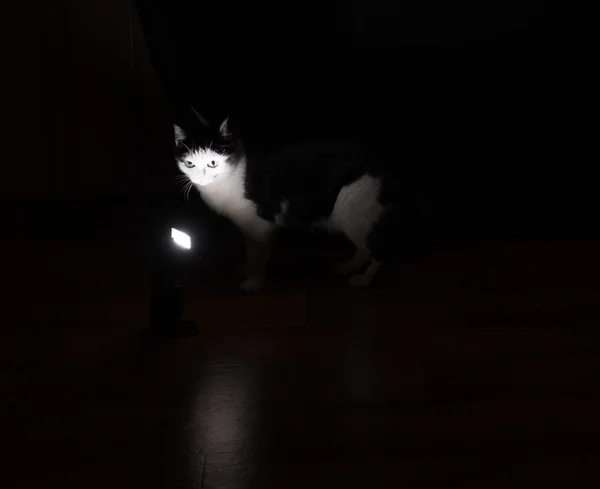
left=3, top=5, right=600, bottom=487
left=135, top=0, right=599, bottom=242
left=2, top=0, right=598, bottom=240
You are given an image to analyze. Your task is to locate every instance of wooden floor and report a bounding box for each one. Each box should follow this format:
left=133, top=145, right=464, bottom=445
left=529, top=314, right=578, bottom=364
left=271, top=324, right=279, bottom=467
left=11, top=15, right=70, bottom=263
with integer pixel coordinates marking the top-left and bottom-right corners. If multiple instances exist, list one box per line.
left=3, top=230, right=600, bottom=488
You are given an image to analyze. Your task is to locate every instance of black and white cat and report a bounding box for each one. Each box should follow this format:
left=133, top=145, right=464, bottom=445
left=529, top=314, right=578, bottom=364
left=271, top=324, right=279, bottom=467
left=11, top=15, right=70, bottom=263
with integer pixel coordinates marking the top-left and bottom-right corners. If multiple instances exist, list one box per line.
left=174, top=119, right=415, bottom=292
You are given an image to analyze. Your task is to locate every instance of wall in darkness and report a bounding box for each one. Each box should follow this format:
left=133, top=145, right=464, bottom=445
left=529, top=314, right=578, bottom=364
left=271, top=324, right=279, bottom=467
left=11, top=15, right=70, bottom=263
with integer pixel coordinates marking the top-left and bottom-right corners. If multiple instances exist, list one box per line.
left=135, top=0, right=598, bottom=234
left=2, top=0, right=597, bottom=207
left=2, top=0, right=171, bottom=199
left=333, top=1, right=582, bottom=49
left=3, top=1, right=52, bottom=198
left=137, top=1, right=598, bottom=133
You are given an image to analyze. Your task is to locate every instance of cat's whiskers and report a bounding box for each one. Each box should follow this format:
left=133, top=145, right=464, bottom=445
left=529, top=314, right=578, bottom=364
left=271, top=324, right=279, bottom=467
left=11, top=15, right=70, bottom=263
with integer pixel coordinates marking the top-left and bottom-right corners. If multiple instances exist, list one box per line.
left=172, top=174, right=190, bottom=189
left=180, top=180, right=188, bottom=200
left=184, top=180, right=195, bottom=203
left=188, top=181, right=196, bottom=202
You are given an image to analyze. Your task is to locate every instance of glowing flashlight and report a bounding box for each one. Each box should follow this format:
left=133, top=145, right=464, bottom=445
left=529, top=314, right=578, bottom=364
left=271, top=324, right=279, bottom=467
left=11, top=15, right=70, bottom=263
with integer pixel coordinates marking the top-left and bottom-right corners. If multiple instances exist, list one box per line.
left=144, top=225, right=197, bottom=338
left=171, top=228, right=191, bottom=249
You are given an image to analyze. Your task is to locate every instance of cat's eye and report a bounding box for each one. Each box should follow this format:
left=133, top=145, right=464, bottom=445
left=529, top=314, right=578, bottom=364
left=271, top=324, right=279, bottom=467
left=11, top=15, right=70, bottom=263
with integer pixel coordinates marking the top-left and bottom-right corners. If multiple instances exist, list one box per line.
left=184, top=160, right=195, bottom=168
left=207, top=160, right=219, bottom=168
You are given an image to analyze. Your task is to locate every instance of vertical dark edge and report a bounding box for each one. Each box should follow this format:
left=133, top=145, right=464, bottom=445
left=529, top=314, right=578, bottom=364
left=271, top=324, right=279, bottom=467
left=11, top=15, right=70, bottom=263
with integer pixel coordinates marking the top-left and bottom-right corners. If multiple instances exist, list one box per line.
left=129, top=0, right=140, bottom=196
left=62, top=0, right=76, bottom=196
left=41, top=0, right=55, bottom=196
left=42, top=0, right=69, bottom=198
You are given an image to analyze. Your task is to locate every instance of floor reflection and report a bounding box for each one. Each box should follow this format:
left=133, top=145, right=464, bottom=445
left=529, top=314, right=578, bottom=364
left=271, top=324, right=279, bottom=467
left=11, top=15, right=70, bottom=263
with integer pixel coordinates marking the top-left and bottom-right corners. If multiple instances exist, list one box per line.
left=186, top=364, right=260, bottom=488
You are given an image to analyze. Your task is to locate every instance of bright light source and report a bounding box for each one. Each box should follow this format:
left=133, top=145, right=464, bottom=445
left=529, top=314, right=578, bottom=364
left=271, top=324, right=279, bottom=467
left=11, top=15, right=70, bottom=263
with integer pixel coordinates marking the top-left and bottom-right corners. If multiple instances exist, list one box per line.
left=171, top=228, right=191, bottom=249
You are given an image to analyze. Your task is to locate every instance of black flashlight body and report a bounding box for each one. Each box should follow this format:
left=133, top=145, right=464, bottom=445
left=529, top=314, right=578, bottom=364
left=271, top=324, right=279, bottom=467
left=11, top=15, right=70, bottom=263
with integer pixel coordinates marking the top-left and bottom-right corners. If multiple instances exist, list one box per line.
left=149, top=266, right=184, bottom=330
left=145, top=225, right=197, bottom=338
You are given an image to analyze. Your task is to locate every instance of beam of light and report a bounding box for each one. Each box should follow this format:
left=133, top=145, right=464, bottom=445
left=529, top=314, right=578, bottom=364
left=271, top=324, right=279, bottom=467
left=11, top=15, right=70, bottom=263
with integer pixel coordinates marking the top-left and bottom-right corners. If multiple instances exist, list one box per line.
left=171, top=228, right=192, bottom=250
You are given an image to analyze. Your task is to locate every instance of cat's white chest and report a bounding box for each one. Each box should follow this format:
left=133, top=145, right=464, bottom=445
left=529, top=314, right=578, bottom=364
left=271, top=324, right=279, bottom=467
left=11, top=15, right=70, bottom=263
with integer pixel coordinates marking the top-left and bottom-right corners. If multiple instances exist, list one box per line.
left=196, top=164, right=265, bottom=234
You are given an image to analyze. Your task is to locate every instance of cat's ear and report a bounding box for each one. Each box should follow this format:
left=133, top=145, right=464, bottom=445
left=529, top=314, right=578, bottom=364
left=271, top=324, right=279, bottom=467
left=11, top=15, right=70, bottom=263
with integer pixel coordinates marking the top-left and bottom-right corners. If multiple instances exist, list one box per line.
left=174, top=125, right=187, bottom=146
left=219, top=118, right=231, bottom=140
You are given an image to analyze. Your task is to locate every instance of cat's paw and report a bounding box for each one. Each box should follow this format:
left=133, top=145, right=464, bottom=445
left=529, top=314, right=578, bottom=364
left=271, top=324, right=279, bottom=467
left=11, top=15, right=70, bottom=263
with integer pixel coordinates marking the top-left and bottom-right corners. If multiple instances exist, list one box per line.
left=331, top=262, right=355, bottom=276
left=348, top=273, right=373, bottom=288
left=239, top=278, right=264, bottom=293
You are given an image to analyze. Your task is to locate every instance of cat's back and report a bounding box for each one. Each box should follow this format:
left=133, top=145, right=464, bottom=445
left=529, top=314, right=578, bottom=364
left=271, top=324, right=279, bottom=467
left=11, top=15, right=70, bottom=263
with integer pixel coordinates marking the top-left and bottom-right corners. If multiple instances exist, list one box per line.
left=244, top=140, right=369, bottom=221
left=257, top=140, right=371, bottom=194
left=243, top=137, right=412, bottom=226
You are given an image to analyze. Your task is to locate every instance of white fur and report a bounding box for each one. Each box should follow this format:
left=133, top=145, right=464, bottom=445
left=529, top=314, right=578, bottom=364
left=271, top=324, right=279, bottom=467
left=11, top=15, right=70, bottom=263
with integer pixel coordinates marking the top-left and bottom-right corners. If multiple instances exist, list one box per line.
left=326, top=174, right=384, bottom=246
left=177, top=147, right=232, bottom=187
left=274, top=200, right=289, bottom=226
left=325, top=175, right=384, bottom=286
left=219, top=118, right=230, bottom=138
left=174, top=125, right=187, bottom=145
left=177, top=150, right=271, bottom=236
left=177, top=144, right=275, bottom=292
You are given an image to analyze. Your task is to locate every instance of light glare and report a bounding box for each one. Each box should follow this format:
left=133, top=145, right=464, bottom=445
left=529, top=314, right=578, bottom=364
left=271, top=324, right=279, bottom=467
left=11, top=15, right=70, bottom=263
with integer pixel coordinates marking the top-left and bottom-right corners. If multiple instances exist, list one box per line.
left=171, top=228, right=191, bottom=249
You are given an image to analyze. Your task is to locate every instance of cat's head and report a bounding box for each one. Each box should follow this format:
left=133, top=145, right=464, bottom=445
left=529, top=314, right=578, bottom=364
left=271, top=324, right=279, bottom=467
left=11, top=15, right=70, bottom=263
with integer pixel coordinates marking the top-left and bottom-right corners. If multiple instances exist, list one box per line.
left=174, top=119, right=237, bottom=187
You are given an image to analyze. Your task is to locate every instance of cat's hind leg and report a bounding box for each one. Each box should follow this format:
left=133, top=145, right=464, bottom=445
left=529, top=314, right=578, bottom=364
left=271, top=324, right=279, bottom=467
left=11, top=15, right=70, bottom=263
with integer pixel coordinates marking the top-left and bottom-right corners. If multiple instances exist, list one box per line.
left=239, top=236, right=273, bottom=293
left=340, top=234, right=383, bottom=288
left=331, top=247, right=371, bottom=275
left=341, top=214, right=393, bottom=288
left=348, top=259, right=383, bottom=288
left=346, top=205, right=406, bottom=288
left=330, top=174, right=386, bottom=287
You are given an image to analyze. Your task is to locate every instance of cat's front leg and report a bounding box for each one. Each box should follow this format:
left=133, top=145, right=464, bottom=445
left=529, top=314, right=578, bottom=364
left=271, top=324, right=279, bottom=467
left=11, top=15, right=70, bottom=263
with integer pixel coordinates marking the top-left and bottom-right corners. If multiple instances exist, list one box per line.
left=331, top=247, right=372, bottom=275
left=239, top=225, right=278, bottom=293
